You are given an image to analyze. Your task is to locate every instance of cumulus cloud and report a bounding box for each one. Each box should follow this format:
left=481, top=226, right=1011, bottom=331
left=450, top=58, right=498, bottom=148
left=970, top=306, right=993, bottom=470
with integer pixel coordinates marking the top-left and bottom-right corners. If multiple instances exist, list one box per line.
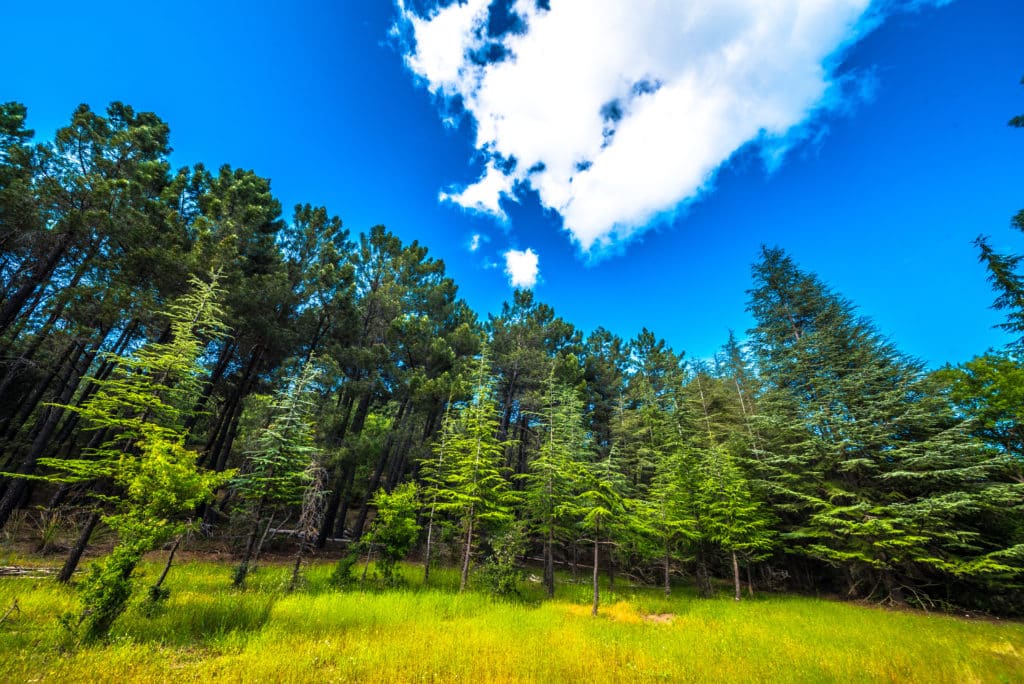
left=396, top=0, right=948, bottom=255
left=440, top=161, right=514, bottom=219
left=503, top=248, right=539, bottom=288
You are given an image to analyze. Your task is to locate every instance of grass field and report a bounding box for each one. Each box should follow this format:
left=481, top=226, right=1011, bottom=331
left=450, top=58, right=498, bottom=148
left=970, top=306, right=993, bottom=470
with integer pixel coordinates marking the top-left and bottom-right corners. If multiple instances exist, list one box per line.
left=0, top=557, right=1022, bottom=682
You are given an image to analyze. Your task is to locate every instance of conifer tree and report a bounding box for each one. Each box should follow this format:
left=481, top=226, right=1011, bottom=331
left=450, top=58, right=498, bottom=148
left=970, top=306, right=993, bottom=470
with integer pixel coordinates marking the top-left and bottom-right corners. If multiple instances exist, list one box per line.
left=232, top=360, right=321, bottom=587
left=34, top=274, right=228, bottom=641
left=567, top=436, right=628, bottom=616
left=700, top=444, right=774, bottom=600
left=640, top=443, right=700, bottom=597
left=424, top=351, right=517, bottom=592
left=420, top=392, right=460, bottom=585
left=521, top=371, right=587, bottom=598
left=748, top=246, right=1021, bottom=602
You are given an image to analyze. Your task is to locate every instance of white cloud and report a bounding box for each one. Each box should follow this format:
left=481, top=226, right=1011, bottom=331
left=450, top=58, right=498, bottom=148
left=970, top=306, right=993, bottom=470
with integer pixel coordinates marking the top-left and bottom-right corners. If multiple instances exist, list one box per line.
left=398, top=0, right=491, bottom=97
left=397, top=0, right=948, bottom=255
left=468, top=232, right=491, bottom=252
left=503, top=248, right=539, bottom=288
left=439, top=161, right=515, bottom=220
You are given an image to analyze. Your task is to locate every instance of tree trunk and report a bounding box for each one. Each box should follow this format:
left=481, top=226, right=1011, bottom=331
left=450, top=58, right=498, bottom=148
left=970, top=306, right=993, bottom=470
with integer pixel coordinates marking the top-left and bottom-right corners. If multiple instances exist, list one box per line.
left=695, top=545, right=714, bottom=598
left=543, top=531, right=555, bottom=599
left=423, top=504, right=436, bottom=585
left=460, top=509, right=475, bottom=593
left=732, top=551, right=742, bottom=601
left=0, top=282, right=46, bottom=358
left=183, top=338, right=235, bottom=435
left=213, top=401, right=244, bottom=473
left=746, top=563, right=755, bottom=598
left=0, top=341, right=91, bottom=529
left=315, top=467, right=345, bottom=549
left=663, top=540, right=671, bottom=597
left=58, top=510, right=101, bottom=583
left=313, top=392, right=358, bottom=549
left=351, top=396, right=407, bottom=541
left=591, top=536, right=600, bottom=616
left=0, top=234, right=70, bottom=338
left=384, top=433, right=412, bottom=494
left=199, top=395, right=234, bottom=470
left=333, top=464, right=357, bottom=538
left=0, top=255, right=95, bottom=395
left=514, top=414, right=529, bottom=479
left=46, top=331, right=130, bottom=461
left=151, top=536, right=182, bottom=594
left=234, top=498, right=266, bottom=588
left=207, top=344, right=264, bottom=472
left=288, top=539, right=308, bottom=593
left=882, top=569, right=905, bottom=605
left=0, top=338, right=79, bottom=446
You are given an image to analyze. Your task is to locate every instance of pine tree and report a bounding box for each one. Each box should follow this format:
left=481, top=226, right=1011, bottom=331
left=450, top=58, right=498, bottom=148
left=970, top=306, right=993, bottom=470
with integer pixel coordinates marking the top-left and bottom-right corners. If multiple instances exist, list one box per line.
left=521, top=371, right=587, bottom=598
left=748, top=246, right=1021, bottom=602
left=232, top=360, right=321, bottom=588
left=700, top=444, right=774, bottom=600
left=639, top=443, right=700, bottom=597
left=424, top=351, right=517, bottom=592
left=566, top=433, right=629, bottom=616
left=35, top=274, right=228, bottom=642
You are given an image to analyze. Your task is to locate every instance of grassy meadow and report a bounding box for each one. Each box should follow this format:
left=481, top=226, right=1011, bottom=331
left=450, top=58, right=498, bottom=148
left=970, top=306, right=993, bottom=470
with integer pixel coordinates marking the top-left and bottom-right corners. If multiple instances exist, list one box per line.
left=0, top=557, right=1022, bottom=682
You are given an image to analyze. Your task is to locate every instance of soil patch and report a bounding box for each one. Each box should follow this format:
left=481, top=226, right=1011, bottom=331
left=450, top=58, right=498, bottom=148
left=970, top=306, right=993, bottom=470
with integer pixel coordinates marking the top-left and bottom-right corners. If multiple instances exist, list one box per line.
left=643, top=613, right=675, bottom=624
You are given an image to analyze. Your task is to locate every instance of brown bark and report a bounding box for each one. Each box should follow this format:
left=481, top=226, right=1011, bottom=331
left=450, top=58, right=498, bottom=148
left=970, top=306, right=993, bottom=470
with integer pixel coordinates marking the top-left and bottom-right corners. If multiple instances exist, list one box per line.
left=151, top=536, right=182, bottom=594
left=695, top=545, right=714, bottom=598
left=543, top=532, right=555, bottom=599
left=732, top=551, right=742, bottom=601
left=57, top=510, right=101, bottom=583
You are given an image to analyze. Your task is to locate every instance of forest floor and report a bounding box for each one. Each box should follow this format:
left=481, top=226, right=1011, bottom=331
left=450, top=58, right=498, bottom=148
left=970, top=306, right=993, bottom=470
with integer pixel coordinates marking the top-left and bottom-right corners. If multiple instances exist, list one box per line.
left=0, top=547, right=1022, bottom=683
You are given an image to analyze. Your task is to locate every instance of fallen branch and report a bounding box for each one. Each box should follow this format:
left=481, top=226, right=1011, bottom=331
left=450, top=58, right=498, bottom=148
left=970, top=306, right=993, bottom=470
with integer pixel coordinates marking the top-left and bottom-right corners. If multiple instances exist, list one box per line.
left=0, top=566, right=58, bottom=577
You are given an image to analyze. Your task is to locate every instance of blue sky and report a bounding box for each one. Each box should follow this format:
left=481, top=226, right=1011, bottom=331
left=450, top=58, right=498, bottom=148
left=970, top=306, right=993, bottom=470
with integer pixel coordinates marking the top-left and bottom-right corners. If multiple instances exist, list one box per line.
left=4, top=0, right=1022, bottom=366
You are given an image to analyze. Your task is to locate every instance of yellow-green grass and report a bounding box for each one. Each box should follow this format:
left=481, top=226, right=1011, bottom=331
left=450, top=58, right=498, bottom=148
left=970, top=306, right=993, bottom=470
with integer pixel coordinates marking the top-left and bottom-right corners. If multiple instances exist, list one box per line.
left=1, top=559, right=1022, bottom=682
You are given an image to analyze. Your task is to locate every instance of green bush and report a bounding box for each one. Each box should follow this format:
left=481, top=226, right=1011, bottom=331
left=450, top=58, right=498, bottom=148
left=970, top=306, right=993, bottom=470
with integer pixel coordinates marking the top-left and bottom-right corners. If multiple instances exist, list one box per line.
left=478, top=523, right=526, bottom=598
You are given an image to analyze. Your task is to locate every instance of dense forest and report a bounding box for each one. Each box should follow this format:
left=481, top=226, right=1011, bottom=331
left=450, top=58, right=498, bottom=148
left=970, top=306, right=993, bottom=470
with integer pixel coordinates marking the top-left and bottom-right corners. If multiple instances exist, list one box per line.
left=1, top=100, right=1022, bottom=642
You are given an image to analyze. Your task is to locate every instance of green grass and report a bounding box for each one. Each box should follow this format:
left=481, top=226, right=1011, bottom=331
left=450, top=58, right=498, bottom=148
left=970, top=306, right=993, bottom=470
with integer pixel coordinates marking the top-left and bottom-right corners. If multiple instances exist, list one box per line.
left=1, top=558, right=1022, bottom=682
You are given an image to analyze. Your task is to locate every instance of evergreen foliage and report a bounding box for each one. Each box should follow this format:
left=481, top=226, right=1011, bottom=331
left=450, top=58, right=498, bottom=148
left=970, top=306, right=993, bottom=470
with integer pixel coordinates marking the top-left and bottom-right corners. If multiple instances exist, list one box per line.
left=520, top=372, right=587, bottom=598
left=423, top=350, right=518, bottom=592
left=37, top=274, right=229, bottom=641
left=363, top=482, right=421, bottom=586
left=232, top=360, right=322, bottom=587
left=747, top=246, right=1023, bottom=603
left=0, top=96, right=1022, bottom=620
